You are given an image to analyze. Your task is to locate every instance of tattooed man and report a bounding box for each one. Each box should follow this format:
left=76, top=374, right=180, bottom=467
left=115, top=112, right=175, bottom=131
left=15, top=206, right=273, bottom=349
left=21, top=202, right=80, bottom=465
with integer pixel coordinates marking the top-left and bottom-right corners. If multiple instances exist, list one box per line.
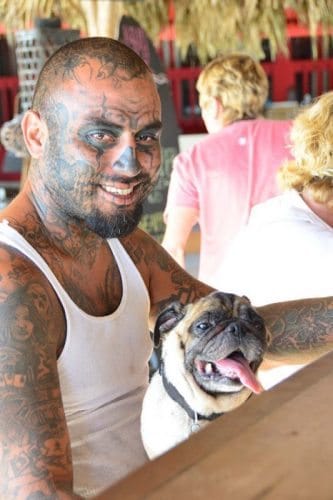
left=0, top=37, right=332, bottom=499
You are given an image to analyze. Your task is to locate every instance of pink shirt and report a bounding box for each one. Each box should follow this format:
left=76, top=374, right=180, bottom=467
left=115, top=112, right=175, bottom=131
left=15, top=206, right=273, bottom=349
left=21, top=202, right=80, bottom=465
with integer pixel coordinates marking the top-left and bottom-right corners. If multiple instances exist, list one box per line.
left=164, top=118, right=293, bottom=286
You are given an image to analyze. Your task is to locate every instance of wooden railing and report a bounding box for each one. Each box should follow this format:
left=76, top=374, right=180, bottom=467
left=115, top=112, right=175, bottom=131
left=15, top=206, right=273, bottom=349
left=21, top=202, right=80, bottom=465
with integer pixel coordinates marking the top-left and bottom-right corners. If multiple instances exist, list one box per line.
left=262, top=55, right=333, bottom=101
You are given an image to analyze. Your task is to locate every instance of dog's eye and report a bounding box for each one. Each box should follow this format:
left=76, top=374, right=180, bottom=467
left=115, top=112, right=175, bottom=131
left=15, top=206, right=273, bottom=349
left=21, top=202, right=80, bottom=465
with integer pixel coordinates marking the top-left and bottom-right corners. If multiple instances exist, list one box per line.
left=196, top=321, right=210, bottom=331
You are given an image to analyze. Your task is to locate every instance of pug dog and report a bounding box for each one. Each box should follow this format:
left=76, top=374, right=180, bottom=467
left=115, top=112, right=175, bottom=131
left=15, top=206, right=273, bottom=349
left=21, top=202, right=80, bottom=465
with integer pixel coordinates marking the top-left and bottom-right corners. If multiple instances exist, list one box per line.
left=141, top=291, right=270, bottom=460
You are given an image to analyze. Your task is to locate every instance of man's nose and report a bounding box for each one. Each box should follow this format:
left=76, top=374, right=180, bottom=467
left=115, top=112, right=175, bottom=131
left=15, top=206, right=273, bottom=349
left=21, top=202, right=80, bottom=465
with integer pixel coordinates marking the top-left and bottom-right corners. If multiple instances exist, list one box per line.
left=112, top=146, right=141, bottom=176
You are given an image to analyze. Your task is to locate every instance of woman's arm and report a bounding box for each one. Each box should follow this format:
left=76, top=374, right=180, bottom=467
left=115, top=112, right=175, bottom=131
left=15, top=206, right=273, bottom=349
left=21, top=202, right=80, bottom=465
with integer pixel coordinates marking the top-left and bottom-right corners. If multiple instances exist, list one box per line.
left=162, top=206, right=199, bottom=268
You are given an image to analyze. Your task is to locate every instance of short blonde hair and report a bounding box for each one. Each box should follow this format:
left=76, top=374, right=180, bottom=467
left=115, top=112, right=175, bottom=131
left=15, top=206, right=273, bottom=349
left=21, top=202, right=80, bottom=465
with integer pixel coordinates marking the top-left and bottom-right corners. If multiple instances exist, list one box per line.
left=278, top=91, right=333, bottom=205
left=196, top=53, right=269, bottom=126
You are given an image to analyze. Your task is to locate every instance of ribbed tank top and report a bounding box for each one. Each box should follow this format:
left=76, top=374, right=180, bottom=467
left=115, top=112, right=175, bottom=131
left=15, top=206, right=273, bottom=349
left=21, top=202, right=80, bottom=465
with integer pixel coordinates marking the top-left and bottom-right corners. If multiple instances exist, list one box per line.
left=0, top=220, right=152, bottom=497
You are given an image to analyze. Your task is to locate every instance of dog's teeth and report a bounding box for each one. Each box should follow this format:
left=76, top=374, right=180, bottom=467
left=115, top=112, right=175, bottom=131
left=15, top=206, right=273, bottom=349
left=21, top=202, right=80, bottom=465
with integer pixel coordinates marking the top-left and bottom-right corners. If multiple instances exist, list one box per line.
left=205, top=362, right=213, bottom=374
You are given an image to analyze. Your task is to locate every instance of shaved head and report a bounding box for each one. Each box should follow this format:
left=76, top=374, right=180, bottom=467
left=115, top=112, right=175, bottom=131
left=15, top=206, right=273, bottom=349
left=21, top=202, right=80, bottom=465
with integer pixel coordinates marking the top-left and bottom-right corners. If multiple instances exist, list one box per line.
left=32, top=37, right=152, bottom=114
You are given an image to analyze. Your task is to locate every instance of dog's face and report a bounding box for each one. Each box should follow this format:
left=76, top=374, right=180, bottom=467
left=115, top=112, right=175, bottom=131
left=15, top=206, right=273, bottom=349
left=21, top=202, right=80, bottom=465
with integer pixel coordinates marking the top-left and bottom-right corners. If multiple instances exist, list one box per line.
left=154, top=291, right=270, bottom=413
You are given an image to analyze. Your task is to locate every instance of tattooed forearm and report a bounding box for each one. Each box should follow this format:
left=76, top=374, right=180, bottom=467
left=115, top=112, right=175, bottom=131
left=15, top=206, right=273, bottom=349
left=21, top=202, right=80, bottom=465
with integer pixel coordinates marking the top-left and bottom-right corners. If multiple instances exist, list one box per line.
left=0, top=267, right=73, bottom=497
left=258, top=297, right=333, bottom=361
left=127, top=231, right=333, bottom=363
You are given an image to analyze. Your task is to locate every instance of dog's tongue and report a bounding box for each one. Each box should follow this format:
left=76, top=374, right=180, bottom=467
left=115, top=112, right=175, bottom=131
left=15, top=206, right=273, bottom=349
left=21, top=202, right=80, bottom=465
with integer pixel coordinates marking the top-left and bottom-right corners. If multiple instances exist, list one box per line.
left=214, top=353, right=263, bottom=394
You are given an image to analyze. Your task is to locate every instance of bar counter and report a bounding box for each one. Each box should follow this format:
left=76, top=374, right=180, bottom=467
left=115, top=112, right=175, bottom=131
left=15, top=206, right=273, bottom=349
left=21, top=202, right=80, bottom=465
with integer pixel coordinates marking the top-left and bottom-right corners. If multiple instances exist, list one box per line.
left=97, top=351, right=333, bottom=499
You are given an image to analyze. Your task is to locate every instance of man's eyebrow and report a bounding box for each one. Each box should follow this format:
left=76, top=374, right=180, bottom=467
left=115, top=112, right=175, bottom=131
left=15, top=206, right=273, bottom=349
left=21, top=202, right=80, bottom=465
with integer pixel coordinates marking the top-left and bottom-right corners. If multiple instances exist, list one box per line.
left=80, top=118, right=162, bottom=133
left=81, top=118, right=123, bottom=131
left=139, top=120, right=163, bottom=132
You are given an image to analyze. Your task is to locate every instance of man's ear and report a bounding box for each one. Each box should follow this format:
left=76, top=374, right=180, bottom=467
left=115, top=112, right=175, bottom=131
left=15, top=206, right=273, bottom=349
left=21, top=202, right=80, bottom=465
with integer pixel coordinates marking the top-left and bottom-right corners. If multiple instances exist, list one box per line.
left=21, top=110, right=47, bottom=158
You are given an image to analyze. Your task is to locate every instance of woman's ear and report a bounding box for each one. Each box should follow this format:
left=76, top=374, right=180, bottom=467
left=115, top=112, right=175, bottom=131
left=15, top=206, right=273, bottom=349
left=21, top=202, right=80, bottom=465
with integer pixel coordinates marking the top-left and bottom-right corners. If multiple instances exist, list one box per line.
left=21, top=110, right=48, bottom=159
left=211, top=97, right=223, bottom=119
left=200, top=95, right=224, bottom=133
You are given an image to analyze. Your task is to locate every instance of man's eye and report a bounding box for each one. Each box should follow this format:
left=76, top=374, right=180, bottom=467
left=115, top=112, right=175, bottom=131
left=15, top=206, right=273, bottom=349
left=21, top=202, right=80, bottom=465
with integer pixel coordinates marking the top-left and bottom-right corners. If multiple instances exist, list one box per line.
left=93, top=133, right=106, bottom=140
left=136, top=133, right=158, bottom=143
left=87, top=132, right=116, bottom=144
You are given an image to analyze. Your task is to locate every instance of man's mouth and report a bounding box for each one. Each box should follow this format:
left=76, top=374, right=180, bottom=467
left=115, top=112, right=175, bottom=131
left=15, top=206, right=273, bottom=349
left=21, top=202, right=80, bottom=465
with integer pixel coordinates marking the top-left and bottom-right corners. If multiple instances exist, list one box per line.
left=98, top=182, right=142, bottom=206
left=101, top=184, right=134, bottom=196
left=95, top=175, right=151, bottom=207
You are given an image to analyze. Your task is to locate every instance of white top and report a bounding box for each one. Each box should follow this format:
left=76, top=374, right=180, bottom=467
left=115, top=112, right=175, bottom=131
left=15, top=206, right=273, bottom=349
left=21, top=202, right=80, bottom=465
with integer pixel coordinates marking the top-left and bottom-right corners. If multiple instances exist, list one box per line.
left=216, top=190, right=333, bottom=305
left=0, top=220, right=152, bottom=497
left=215, top=190, right=333, bottom=389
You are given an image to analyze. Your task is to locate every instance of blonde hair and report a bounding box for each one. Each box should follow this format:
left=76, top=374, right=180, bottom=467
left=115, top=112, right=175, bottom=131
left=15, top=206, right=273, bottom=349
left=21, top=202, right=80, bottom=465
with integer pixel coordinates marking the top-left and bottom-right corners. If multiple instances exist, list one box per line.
left=196, top=53, right=268, bottom=126
left=278, top=91, right=333, bottom=205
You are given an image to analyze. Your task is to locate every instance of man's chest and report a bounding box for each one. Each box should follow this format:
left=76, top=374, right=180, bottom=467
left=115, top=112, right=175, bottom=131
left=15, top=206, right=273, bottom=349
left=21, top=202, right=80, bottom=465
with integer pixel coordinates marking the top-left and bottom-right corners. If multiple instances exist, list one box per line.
left=42, top=243, right=124, bottom=316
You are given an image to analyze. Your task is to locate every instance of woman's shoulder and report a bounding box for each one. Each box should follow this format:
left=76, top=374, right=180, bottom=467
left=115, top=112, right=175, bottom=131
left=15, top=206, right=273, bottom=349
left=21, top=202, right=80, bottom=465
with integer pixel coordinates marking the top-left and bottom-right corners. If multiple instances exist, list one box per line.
left=249, top=191, right=310, bottom=226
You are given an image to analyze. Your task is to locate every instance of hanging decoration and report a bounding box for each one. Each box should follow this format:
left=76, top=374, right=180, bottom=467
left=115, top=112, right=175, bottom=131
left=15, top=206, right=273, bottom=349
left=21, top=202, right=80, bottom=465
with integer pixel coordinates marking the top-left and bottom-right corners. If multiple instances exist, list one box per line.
left=125, top=0, right=333, bottom=61
left=0, top=0, right=87, bottom=32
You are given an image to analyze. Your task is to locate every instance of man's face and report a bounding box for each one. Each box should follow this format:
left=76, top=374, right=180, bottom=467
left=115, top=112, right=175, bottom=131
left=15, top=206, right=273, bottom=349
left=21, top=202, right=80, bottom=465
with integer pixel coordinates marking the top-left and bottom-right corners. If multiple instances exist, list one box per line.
left=38, top=59, right=162, bottom=238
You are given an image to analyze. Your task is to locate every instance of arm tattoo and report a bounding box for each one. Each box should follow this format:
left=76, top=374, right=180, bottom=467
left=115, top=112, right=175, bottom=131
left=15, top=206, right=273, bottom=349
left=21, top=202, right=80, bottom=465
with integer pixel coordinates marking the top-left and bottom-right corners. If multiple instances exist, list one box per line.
left=0, top=275, right=72, bottom=497
left=153, top=256, right=212, bottom=311
left=125, top=233, right=333, bottom=362
left=122, top=232, right=213, bottom=318
left=259, top=297, right=333, bottom=360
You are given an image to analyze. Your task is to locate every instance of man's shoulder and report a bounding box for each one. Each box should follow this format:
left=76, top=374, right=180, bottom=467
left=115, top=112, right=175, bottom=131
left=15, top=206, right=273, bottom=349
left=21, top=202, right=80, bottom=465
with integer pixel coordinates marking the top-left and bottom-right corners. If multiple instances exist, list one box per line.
left=120, top=227, right=160, bottom=261
left=0, top=232, right=52, bottom=288
left=0, top=212, right=58, bottom=291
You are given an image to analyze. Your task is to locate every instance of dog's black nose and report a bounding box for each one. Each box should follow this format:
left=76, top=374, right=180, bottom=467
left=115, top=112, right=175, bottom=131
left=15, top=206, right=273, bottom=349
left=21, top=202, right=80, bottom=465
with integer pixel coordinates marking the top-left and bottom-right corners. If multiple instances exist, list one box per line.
left=225, top=322, right=241, bottom=337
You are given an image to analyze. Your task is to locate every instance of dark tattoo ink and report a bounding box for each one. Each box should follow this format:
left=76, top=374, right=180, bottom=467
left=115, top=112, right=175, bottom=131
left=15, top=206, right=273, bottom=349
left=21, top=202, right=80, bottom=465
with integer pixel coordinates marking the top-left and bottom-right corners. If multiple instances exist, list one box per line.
left=260, top=298, right=333, bottom=358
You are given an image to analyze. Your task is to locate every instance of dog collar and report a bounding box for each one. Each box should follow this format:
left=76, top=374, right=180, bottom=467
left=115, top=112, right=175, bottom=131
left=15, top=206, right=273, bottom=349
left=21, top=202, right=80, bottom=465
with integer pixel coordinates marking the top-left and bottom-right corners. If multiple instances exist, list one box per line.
left=159, top=362, right=223, bottom=423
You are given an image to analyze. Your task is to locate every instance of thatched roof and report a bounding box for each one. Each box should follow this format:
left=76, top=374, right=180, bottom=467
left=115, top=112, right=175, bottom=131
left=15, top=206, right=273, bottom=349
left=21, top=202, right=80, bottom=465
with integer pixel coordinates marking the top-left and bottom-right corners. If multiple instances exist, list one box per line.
left=1, top=0, right=333, bottom=61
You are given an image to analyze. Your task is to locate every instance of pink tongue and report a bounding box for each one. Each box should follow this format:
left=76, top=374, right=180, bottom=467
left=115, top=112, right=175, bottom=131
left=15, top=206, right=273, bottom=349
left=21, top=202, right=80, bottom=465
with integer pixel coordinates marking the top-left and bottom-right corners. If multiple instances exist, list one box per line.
left=214, top=354, right=263, bottom=394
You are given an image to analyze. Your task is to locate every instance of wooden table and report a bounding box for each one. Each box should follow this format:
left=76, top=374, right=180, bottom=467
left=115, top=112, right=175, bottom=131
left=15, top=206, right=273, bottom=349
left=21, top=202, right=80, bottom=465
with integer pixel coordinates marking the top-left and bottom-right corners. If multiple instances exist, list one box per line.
left=97, top=351, right=333, bottom=499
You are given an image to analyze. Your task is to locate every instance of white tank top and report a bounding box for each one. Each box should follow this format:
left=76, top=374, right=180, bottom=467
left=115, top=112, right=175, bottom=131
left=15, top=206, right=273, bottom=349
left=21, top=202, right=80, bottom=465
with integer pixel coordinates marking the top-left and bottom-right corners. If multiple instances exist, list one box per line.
left=0, top=220, right=152, bottom=497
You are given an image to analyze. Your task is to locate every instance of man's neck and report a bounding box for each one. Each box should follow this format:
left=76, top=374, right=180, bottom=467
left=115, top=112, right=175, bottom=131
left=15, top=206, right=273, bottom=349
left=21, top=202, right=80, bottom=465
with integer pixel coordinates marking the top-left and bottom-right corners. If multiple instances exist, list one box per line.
left=16, top=182, right=104, bottom=258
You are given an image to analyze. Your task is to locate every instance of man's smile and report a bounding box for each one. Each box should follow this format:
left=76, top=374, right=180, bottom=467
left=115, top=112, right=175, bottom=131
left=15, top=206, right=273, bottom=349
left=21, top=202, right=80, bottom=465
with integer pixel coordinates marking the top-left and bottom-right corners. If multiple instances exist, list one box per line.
left=100, top=183, right=134, bottom=196
left=96, top=180, right=145, bottom=207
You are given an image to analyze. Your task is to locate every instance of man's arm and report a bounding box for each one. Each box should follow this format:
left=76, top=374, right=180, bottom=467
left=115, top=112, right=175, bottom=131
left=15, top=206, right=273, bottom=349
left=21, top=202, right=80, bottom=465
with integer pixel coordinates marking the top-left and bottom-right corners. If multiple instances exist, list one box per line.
left=162, top=206, right=198, bottom=268
left=258, top=297, right=333, bottom=365
left=0, top=246, right=80, bottom=499
left=122, top=228, right=213, bottom=328
left=125, top=230, right=333, bottom=364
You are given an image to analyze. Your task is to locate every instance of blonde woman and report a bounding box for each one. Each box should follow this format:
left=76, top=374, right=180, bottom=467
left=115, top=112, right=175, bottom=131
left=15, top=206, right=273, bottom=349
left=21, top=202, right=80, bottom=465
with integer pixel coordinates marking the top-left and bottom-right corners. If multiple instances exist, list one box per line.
left=216, top=91, right=333, bottom=387
left=162, top=53, right=293, bottom=286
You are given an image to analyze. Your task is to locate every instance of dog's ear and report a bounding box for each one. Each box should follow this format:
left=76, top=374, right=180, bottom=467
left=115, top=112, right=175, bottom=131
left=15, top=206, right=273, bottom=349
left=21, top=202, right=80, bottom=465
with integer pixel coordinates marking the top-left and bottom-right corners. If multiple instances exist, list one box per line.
left=153, top=302, right=186, bottom=348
